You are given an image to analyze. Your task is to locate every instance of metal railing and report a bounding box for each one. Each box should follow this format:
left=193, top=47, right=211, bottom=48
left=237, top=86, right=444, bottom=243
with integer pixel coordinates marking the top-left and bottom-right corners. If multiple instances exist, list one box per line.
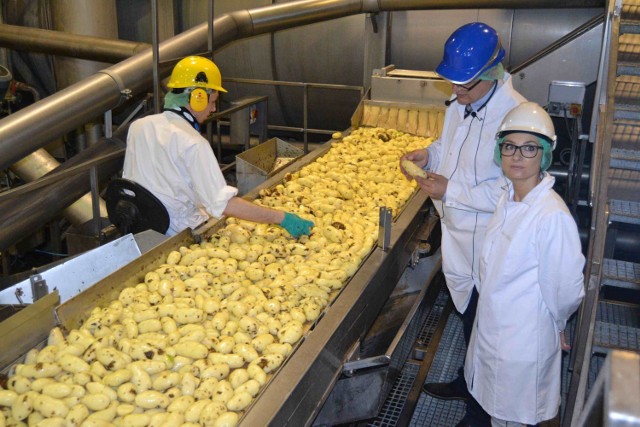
left=222, top=77, right=364, bottom=153
left=576, top=350, right=640, bottom=426
left=563, top=0, right=623, bottom=425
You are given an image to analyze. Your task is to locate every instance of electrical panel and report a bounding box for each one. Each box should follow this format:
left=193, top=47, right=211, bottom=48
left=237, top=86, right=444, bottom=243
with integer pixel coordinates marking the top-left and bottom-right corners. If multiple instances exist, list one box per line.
left=547, top=81, right=586, bottom=118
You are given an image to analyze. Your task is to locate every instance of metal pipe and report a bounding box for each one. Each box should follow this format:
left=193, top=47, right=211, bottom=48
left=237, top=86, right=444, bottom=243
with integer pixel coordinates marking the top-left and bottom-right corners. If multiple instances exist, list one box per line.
left=0, top=0, right=606, bottom=171
left=152, top=0, right=161, bottom=114
left=376, top=0, right=603, bottom=9
left=0, top=0, right=605, bottom=251
left=9, top=148, right=107, bottom=225
left=0, top=1, right=603, bottom=65
left=0, top=135, right=125, bottom=251
left=0, top=23, right=149, bottom=63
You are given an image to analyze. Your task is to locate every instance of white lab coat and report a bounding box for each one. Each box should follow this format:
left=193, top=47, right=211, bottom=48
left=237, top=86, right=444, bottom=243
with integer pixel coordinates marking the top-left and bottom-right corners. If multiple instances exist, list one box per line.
left=427, top=72, right=526, bottom=312
left=464, top=174, right=585, bottom=425
left=123, top=110, right=238, bottom=235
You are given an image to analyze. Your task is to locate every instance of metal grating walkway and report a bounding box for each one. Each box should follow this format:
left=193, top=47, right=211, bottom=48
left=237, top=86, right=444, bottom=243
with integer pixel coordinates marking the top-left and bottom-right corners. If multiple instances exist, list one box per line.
left=594, top=301, right=640, bottom=352
left=369, top=363, right=421, bottom=426
left=609, top=199, right=640, bottom=224
left=611, top=147, right=640, bottom=170
left=603, top=258, right=640, bottom=290
left=415, top=291, right=448, bottom=346
left=364, top=295, right=605, bottom=426
left=410, top=314, right=466, bottom=426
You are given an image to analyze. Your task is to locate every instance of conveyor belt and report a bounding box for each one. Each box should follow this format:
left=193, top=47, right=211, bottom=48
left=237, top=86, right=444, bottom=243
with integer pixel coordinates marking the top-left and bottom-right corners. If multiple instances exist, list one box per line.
left=0, top=133, right=433, bottom=427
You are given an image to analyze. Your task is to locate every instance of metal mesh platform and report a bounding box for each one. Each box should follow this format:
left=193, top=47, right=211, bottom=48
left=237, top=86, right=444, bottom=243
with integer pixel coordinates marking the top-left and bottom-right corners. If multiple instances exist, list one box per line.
left=612, top=122, right=640, bottom=151
left=410, top=312, right=467, bottom=426
left=594, top=301, right=640, bottom=352
left=366, top=299, right=608, bottom=426
left=611, top=148, right=640, bottom=170
left=415, top=291, right=448, bottom=347
left=367, top=287, right=446, bottom=425
left=603, top=258, right=640, bottom=290
left=608, top=199, right=640, bottom=224
left=368, top=363, right=421, bottom=426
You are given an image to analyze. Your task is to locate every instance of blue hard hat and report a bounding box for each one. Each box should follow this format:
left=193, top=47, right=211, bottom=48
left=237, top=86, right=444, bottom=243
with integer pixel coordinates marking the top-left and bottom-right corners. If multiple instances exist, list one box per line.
left=436, top=22, right=506, bottom=85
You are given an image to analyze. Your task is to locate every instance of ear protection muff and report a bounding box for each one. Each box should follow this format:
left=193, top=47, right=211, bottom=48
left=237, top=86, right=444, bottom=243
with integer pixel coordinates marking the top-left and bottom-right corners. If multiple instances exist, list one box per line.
left=189, top=88, right=209, bottom=112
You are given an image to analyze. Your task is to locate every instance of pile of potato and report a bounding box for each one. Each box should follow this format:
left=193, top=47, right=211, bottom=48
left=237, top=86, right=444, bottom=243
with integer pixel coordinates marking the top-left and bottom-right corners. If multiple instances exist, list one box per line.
left=0, top=127, right=432, bottom=427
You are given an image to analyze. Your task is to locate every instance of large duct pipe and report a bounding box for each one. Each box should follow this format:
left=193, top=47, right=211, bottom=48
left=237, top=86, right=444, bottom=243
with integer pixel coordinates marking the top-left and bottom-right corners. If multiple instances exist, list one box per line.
left=10, top=149, right=107, bottom=225
left=52, top=0, right=119, bottom=90
left=0, top=0, right=605, bottom=171
left=5, top=1, right=118, bottom=229
left=0, top=23, right=148, bottom=63
left=0, top=0, right=605, bottom=251
left=0, top=134, right=125, bottom=251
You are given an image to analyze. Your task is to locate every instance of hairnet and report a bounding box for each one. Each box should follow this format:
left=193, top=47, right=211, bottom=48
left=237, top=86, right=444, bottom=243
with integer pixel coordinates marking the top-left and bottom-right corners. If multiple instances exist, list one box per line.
left=164, top=90, right=190, bottom=110
left=479, top=63, right=504, bottom=81
left=494, top=134, right=553, bottom=171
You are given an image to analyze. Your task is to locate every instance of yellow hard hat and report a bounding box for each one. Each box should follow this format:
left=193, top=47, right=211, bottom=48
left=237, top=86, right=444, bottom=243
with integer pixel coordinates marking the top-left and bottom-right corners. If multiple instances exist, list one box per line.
left=167, top=56, right=227, bottom=93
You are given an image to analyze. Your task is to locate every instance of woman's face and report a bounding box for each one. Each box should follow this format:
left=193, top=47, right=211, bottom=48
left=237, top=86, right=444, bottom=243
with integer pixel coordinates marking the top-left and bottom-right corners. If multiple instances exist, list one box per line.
left=499, top=132, right=543, bottom=183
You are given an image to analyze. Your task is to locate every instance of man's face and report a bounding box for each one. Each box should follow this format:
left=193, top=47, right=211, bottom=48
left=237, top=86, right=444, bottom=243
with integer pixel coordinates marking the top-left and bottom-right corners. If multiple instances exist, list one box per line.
left=452, top=79, right=494, bottom=106
left=205, top=90, right=219, bottom=116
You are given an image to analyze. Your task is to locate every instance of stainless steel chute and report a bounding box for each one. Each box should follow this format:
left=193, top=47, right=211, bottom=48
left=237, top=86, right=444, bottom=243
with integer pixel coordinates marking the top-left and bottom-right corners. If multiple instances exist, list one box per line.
left=49, top=140, right=433, bottom=426
left=0, top=70, right=446, bottom=426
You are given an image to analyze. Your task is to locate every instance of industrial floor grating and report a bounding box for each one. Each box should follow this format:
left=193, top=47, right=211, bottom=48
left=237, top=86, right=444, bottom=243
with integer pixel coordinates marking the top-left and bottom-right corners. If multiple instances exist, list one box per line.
left=368, top=363, right=421, bottom=426
left=366, top=288, right=452, bottom=426
left=415, top=291, right=448, bottom=346
left=410, top=314, right=466, bottom=426
left=603, top=258, right=640, bottom=289
left=367, top=290, right=605, bottom=426
left=367, top=287, right=466, bottom=426
left=594, top=301, right=640, bottom=351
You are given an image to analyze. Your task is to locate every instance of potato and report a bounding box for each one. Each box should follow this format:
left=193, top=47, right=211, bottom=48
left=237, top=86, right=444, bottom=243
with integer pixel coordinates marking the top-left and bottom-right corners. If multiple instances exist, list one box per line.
left=401, top=159, right=427, bottom=179
left=0, top=126, right=432, bottom=427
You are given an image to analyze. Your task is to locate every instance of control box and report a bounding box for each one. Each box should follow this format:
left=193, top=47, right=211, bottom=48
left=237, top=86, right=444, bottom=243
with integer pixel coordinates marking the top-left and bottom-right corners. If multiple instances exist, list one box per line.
left=547, top=81, right=586, bottom=118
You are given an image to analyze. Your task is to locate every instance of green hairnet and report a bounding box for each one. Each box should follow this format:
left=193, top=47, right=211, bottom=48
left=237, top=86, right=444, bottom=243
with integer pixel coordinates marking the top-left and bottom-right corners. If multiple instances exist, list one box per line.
left=494, top=134, right=553, bottom=171
left=164, top=90, right=190, bottom=110
left=479, top=63, right=504, bottom=81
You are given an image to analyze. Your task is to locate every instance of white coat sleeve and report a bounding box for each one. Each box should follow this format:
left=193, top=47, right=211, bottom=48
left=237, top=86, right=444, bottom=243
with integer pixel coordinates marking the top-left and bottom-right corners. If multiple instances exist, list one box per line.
left=186, top=142, right=238, bottom=218
left=426, top=139, right=443, bottom=171
left=443, top=176, right=505, bottom=214
left=537, top=212, right=586, bottom=331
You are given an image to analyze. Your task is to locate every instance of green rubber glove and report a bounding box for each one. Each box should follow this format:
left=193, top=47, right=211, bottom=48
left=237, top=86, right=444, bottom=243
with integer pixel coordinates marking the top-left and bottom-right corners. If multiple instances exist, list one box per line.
left=280, top=212, right=314, bottom=238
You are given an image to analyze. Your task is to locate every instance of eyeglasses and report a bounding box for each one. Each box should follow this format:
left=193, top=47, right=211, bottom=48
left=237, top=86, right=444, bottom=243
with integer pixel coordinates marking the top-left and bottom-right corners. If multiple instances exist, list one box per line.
left=453, top=79, right=482, bottom=91
left=499, top=142, right=543, bottom=158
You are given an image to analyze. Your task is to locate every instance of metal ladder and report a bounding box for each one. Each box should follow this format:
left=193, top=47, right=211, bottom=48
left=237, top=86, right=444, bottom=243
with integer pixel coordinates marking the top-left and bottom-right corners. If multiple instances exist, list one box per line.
left=563, top=0, right=640, bottom=425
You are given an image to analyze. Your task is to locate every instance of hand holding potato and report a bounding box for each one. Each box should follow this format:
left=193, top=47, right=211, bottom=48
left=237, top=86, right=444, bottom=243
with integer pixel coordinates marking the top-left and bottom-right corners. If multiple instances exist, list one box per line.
left=399, top=148, right=429, bottom=180
left=416, top=171, right=448, bottom=200
left=400, top=159, right=427, bottom=180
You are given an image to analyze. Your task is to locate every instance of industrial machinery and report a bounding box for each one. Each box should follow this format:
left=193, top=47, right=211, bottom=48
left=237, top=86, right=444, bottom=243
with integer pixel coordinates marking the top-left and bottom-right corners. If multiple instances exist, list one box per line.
left=0, top=69, right=449, bottom=425
left=0, top=1, right=638, bottom=426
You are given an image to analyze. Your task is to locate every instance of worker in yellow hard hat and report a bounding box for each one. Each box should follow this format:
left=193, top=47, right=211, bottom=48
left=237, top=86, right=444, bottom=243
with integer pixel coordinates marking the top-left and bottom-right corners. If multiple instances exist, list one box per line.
left=123, top=56, right=313, bottom=236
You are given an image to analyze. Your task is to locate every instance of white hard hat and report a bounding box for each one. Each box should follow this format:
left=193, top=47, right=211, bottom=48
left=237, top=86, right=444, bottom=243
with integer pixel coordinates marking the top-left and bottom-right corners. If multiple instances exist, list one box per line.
left=496, top=102, right=557, bottom=149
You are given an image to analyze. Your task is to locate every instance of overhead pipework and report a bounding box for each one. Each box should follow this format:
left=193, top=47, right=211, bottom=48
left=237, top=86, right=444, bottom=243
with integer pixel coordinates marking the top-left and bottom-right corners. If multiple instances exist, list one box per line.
left=0, top=0, right=605, bottom=172
left=0, top=0, right=605, bottom=253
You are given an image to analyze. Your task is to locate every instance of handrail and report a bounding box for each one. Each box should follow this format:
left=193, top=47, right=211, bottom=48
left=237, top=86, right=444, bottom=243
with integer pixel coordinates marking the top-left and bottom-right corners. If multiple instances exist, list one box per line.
left=562, top=0, right=622, bottom=425
left=221, top=77, right=364, bottom=152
